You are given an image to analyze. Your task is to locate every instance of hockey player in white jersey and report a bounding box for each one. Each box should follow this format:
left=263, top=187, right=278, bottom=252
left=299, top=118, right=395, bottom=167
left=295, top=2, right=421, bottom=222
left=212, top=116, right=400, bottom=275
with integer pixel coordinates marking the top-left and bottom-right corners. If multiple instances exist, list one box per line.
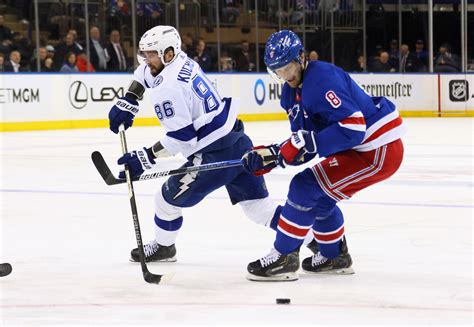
left=108, top=26, right=282, bottom=263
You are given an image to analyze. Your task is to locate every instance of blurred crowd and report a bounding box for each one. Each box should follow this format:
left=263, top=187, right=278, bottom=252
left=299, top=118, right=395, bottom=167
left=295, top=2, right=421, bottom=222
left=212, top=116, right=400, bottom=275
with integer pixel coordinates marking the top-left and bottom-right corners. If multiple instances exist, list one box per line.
left=0, top=0, right=465, bottom=74
left=352, top=38, right=462, bottom=73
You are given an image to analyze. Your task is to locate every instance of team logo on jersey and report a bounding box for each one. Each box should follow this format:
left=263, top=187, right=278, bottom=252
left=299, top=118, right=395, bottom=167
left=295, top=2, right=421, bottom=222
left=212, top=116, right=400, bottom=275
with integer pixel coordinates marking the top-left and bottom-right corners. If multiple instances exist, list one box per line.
left=287, top=104, right=300, bottom=121
left=153, top=75, right=163, bottom=87
left=449, top=80, right=469, bottom=102
left=325, top=91, right=341, bottom=108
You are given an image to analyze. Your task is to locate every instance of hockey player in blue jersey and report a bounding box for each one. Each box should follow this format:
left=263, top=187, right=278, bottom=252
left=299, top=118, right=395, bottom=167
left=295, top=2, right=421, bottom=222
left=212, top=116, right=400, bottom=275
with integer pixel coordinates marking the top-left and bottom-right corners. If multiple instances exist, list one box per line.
left=107, top=26, right=282, bottom=263
left=242, top=30, right=406, bottom=281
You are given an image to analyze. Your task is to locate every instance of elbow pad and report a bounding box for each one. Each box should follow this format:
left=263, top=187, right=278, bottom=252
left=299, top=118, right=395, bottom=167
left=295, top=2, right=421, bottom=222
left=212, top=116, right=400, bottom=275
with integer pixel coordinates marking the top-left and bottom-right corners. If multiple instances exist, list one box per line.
left=126, top=80, right=145, bottom=100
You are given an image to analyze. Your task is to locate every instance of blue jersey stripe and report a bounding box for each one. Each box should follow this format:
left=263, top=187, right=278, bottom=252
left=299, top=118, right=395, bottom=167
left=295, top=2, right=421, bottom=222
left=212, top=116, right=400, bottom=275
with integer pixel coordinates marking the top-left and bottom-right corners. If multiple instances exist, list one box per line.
left=166, top=98, right=231, bottom=142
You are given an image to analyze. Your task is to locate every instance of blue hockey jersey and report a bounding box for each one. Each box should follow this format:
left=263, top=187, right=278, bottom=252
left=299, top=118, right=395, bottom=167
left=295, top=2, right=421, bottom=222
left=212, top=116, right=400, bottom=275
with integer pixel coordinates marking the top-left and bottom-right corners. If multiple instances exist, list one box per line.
left=281, top=60, right=406, bottom=158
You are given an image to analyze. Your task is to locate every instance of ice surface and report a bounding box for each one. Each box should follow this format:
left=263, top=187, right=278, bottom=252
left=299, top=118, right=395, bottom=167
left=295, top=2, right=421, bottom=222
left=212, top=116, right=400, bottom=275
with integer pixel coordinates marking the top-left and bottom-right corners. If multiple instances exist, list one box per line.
left=1, top=118, right=472, bottom=326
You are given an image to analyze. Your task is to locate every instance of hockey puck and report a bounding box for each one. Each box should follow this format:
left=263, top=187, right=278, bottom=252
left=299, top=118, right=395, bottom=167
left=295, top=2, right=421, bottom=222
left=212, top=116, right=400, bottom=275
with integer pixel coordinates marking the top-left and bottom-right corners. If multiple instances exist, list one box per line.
left=276, top=298, right=291, bottom=304
left=0, top=263, right=12, bottom=277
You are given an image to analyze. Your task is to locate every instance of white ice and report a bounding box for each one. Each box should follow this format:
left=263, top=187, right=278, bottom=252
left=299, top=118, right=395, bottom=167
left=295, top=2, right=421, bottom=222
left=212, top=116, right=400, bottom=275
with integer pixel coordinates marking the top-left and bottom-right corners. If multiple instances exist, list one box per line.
left=0, top=118, right=473, bottom=326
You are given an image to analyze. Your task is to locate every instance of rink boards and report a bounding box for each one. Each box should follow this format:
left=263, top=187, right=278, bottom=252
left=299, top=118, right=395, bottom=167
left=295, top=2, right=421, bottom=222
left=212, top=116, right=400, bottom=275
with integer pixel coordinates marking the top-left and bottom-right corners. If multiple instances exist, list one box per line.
left=0, top=72, right=473, bottom=131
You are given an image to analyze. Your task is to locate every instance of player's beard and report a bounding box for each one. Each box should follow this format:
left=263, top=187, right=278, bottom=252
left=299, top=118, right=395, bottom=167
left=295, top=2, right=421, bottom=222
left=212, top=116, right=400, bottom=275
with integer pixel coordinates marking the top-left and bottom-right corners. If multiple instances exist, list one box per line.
left=149, top=65, right=160, bottom=77
left=148, top=62, right=164, bottom=77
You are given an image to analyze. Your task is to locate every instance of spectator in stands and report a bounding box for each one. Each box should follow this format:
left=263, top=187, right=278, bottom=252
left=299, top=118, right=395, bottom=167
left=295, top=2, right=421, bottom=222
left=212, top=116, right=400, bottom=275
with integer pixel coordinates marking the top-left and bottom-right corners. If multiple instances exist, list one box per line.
left=10, top=32, right=33, bottom=71
left=43, top=45, right=57, bottom=71
left=291, top=0, right=318, bottom=24
left=8, top=50, right=22, bottom=72
left=220, top=51, right=235, bottom=72
left=367, top=44, right=383, bottom=71
left=388, top=39, right=399, bottom=71
left=221, top=0, right=241, bottom=24
left=136, top=1, right=164, bottom=36
left=318, top=0, right=341, bottom=13
left=399, top=44, right=421, bottom=72
left=55, top=32, right=83, bottom=70
left=309, top=50, right=319, bottom=61
left=67, top=29, right=84, bottom=53
left=415, top=39, right=428, bottom=71
left=45, top=45, right=55, bottom=60
left=0, top=52, right=13, bottom=72
left=234, top=40, right=255, bottom=72
left=89, top=26, right=108, bottom=71
left=44, top=57, right=54, bottom=72
left=107, top=0, right=131, bottom=34
left=192, top=38, right=212, bottom=72
left=76, top=53, right=95, bottom=72
left=434, top=43, right=461, bottom=72
left=60, top=52, right=78, bottom=73
left=352, top=55, right=365, bottom=72
left=371, top=51, right=394, bottom=72
left=181, top=32, right=195, bottom=55
left=107, top=29, right=128, bottom=72
left=0, top=15, right=13, bottom=46
left=30, top=47, right=47, bottom=72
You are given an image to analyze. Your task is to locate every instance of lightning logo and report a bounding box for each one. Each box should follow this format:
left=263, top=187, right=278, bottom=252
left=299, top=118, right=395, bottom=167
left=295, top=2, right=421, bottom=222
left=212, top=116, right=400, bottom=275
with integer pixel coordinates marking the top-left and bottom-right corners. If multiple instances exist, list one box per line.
left=287, top=104, right=300, bottom=121
left=173, top=154, right=203, bottom=199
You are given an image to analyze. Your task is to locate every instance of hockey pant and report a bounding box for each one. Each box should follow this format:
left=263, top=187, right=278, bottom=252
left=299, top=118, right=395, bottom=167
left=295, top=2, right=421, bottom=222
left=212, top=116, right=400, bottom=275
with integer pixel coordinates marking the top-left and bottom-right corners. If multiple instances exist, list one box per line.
left=274, top=139, right=404, bottom=258
left=152, top=133, right=279, bottom=246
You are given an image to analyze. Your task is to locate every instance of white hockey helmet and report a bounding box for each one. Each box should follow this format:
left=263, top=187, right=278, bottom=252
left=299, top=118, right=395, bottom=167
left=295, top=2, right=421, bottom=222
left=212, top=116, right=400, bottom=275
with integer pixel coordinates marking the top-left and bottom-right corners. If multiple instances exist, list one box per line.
left=137, top=25, right=181, bottom=66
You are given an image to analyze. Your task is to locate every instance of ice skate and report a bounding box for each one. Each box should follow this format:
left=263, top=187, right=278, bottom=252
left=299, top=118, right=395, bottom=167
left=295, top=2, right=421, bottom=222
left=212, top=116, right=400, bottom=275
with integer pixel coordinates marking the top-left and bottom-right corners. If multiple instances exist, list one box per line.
left=130, top=240, right=177, bottom=263
left=306, top=239, right=320, bottom=254
left=247, top=248, right=299, bottom=281
left=302, top=236, right=354, bottom=274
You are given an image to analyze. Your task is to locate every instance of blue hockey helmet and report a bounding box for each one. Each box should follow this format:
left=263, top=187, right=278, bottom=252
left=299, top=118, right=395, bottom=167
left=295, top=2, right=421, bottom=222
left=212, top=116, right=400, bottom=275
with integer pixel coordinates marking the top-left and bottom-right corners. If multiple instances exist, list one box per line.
left=264, top=30, right=304, bottom=71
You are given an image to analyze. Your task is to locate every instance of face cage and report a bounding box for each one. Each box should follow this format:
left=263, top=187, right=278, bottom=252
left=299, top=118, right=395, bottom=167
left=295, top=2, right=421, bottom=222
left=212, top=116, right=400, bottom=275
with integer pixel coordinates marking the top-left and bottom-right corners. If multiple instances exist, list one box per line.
left=267, top=67, right=286, bottom=83
left=137, top=48, right=180, bottom=67
left=267, top=54, right=305, bottom=84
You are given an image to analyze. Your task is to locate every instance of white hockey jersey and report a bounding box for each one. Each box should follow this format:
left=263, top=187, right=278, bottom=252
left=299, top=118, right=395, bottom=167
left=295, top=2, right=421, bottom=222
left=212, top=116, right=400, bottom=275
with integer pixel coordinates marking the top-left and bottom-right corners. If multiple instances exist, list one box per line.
left=133, top=52, right=238, bottom=157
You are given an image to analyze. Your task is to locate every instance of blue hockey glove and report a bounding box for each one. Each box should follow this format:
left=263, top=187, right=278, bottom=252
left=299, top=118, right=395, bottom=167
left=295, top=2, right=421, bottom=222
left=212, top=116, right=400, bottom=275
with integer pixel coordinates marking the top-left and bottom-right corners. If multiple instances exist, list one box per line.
left=279, top=130, right=317, bottom=166
left=242, top=144, right=280, bottom=176
left=118, top=147, right=156, bottom=179
left=108, top=97, right=139, bottom=134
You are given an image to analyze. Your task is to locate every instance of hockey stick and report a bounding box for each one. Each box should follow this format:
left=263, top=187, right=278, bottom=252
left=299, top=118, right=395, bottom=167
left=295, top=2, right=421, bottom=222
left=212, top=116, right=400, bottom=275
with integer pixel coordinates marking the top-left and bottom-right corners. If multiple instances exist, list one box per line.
left=118, top=126, right=163, bottom=284
left=91, top=151, right=278, bottom=186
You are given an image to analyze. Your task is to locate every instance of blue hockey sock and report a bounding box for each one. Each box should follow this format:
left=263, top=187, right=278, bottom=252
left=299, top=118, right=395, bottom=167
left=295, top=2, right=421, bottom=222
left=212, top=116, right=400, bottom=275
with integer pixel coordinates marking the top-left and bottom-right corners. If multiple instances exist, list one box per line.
left=312, top=205, right=345, bottom=259
left=273, top=200, right=315, bottom=255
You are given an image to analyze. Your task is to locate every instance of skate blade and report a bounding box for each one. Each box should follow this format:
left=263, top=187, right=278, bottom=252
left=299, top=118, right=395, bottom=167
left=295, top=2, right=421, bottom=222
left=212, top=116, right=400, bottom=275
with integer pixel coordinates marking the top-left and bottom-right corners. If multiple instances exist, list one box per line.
left=246, top=272, right=299, bottom=282
left=304, top=267, right=355, bottom=275
left=129, top=256, right=177, bottom=263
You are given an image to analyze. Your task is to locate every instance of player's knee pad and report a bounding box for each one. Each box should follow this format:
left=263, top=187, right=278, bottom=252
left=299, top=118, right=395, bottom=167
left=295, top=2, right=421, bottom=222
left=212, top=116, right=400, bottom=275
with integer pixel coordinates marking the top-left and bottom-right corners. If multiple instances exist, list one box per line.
left=154, top=188, right=183, bottom=222
left=287, top=168, right=337, bottom=218
left=239, top=197, right=277, bottom=226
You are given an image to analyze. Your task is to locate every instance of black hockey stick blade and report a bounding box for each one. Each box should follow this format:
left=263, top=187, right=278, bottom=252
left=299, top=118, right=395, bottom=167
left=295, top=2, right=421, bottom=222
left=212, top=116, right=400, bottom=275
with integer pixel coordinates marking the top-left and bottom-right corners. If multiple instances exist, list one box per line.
left=0, top=263, right=12, bottom=277
left=91, top=151, right=125, bottom=185
left=144, top=271, right=162, bottom=284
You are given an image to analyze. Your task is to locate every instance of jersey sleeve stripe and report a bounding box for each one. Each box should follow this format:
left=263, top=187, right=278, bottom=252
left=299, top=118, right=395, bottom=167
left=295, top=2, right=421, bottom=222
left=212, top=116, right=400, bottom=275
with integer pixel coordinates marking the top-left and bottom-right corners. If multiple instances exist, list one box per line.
left=338, top=111, right=366, bottom=132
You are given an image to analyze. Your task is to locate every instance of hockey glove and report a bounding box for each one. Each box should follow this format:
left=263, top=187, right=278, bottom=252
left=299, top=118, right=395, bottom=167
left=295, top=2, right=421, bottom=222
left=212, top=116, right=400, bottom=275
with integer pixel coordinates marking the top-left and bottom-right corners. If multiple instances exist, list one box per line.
left=109, top=97, right=139, bottom=134
left=118, top=147, right=156, bottom=179
left=279, top=130, right=317, bottom=166
left=242, top=144, right=280, bottom=176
